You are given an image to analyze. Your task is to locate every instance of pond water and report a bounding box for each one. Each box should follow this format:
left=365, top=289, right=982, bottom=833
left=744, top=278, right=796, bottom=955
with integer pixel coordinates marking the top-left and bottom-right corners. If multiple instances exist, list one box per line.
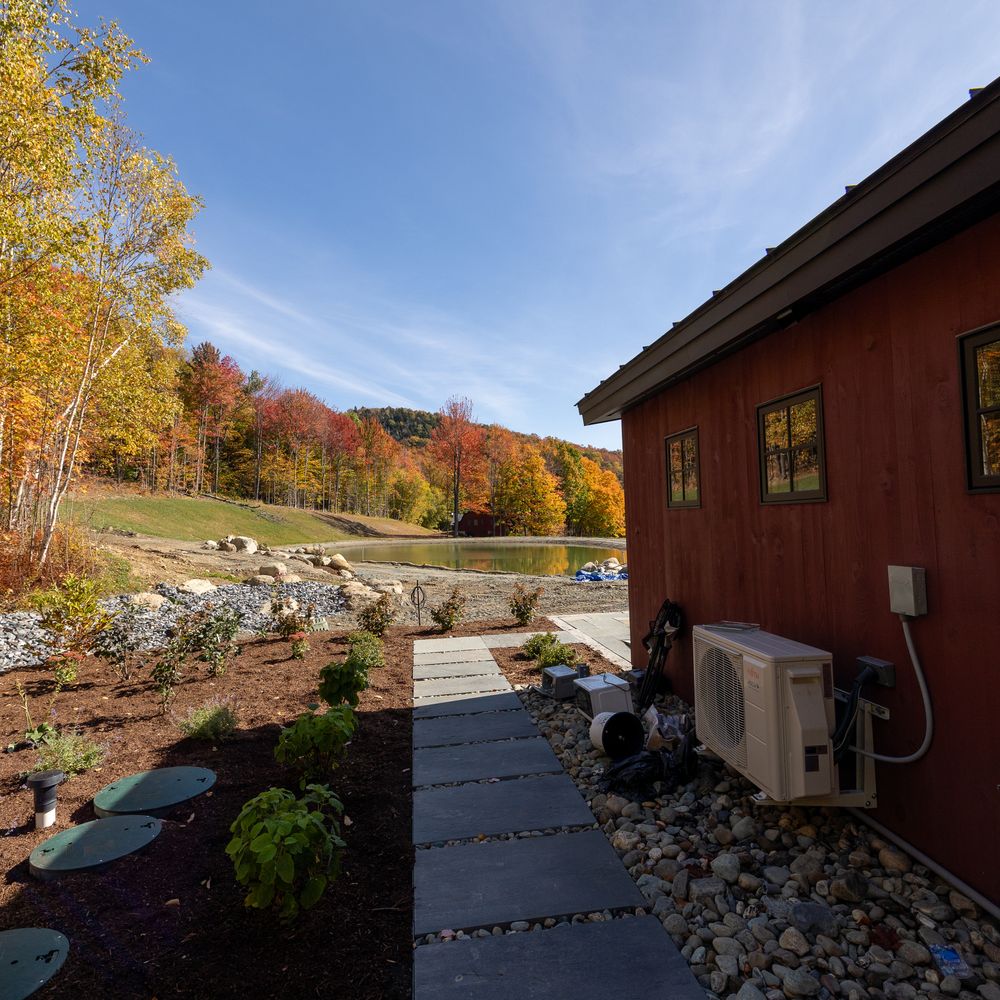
left=348, top=540, right=627, bottom=577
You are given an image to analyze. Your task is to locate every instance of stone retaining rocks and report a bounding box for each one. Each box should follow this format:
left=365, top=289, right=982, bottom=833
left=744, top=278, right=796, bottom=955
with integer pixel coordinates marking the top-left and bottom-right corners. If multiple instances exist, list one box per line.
left=177, top=579, right=216, bottom=595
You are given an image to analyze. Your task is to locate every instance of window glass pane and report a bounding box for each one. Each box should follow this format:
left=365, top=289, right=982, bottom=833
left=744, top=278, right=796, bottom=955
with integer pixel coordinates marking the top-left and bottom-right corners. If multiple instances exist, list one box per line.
left=669, top=440, right=683, bottom=501
left=791, top=445, right=820, bottom=492
left=977, top=341, right=1000, bottom=409
left=789, top=397, right=817, bottom=446
left=764, top=408, right=788, bottom=451
left=766, top=451, right=791, bottom=493
left=981, top=413, right=1000, bottom=477
left=682, top=436, right=698, bottom=501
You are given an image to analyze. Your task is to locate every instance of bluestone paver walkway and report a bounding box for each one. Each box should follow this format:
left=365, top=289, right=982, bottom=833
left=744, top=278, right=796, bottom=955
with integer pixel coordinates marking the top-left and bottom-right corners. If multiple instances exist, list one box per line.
left=410, top=631, right=701, bottom=999
left=549, top=612, right=632, bottom=667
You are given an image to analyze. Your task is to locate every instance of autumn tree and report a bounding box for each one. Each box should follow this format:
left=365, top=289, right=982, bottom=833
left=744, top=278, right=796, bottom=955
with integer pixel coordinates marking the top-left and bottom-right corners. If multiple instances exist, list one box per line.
left=427, top=396, right=485, bottom=536
left=494, top=443, right=566, bottom=536
left=576, top=457, right=625, bottom=537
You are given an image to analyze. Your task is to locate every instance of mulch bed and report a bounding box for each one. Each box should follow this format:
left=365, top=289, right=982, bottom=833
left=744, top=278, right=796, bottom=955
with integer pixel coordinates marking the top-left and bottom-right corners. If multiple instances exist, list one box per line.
left=490, top=641, right=626, bottom=690
left=0, top=615, right=552, bottom=999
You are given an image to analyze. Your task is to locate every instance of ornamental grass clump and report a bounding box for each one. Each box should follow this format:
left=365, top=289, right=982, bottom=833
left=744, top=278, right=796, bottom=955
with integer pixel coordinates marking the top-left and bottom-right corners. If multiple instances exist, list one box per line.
left=356, top=592, right=395, bottom=638
left=32, top=728, right=104, bottom=777
left=274, top=706, right=355, bottom=786
left=430, top=586, right=466, bottom=633
left=508, top=583, right=543, bottom=626
left=179, top=699, right=239, bottom=742
left=226, top=784, right=346, bottom=923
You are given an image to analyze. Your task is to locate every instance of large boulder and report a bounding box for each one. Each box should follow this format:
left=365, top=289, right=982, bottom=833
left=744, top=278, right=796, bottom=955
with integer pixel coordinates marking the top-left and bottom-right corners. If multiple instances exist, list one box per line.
left=129, top=591, right=168, bottom=611
left=257, top=562, right=288, bottom=578
left=329, top=553, right=353, bottom=572
left=218, top=541, right=237, bottom=552
left=202, top=540, right=219, bottom=551
left=178, top=579, right=217, bottom=595
left=340, top=581, right=377, bottom=610
left=283, top=574, right=302, bottom=584
left=245, top=575, right=276, bottom=586
left=230, top=535, right=259, bottom=554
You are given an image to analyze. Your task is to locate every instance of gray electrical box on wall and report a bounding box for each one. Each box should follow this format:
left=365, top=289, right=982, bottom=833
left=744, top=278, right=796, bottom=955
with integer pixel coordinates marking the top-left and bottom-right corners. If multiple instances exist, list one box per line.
left=887, top=566, right=928, bottom=616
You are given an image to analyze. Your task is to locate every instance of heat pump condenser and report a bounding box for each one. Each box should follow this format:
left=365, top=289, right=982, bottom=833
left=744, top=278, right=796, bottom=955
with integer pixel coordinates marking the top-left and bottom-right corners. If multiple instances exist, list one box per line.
left=693, top=625, right=837, bottom=804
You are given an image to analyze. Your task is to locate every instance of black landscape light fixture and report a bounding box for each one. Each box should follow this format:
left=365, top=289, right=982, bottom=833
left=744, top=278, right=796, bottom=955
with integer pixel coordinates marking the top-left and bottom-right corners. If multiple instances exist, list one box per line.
left=27, top=770, right=65, bottom=829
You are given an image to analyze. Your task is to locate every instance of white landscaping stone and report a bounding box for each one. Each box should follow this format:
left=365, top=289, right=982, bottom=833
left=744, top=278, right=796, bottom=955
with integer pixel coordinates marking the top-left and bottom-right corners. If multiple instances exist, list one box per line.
left=129, top=592, right=167, bottom=611
left=230, top=535, right=259, bottom=554
left=177, top=579, right=217, bottom=595
left=258, top=562, right=288, bottom=578
left=283, top=574, right=302, bottom=584
left=246, top=575, right=276, bottom=586
left=329, top=553, right=353, bottom=572
left=202, top=540, right=219, bottom=550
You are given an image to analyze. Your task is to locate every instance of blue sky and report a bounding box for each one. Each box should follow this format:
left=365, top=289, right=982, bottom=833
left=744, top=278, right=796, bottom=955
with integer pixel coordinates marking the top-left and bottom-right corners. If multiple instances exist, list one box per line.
left=81, top=1, right=1000, bottom=449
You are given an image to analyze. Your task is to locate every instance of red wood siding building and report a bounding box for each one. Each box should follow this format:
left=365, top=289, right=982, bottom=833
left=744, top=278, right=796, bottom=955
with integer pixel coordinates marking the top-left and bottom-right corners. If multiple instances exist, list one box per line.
left=579, top=83, right=1000, bottom=903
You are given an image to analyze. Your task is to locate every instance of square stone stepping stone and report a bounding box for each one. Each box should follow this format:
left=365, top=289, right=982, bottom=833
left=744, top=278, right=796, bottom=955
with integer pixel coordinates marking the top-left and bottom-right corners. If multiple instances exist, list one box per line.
left=414, top=649, right=496, bottom=666
left=413, top=661, right=502, bottom=681
left=413, top=773, right=592, bottom=844
left=414, top=675, right=511, bottom=700
left=413, top=737, right=560, bottom=787
left=413, top=709, right=537, bottom=748
left=414, top=916, right=702, bottom=999
left=480, top=630, right=576, bottom=649
left=412, top=692, right=524, bottom=718
left=413, top=830, right=641, bottom=935
left=414, top=637, right=488, bottom=653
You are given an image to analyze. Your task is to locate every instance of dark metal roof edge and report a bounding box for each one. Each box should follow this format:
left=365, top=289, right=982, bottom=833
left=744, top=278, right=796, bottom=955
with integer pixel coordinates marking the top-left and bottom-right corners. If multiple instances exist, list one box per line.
left=578, top=77, right=1000, bottom=425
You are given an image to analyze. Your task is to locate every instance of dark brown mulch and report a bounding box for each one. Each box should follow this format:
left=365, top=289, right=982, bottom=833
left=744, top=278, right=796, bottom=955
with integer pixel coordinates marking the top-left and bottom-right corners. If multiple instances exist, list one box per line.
left=490, top=641, right=626, bottom=690
left=0, top=615, right=554, bottom=999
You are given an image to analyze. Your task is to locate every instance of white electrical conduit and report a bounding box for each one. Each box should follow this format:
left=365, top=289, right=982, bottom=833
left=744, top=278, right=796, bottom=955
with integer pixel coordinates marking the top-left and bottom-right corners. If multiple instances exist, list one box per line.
left=852, top=614, right=933, bottom=763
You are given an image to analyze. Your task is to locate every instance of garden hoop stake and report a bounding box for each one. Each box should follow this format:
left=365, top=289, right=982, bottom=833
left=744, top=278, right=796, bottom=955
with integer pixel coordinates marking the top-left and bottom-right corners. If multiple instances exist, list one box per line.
left=411, top=583, right=426, bottom=627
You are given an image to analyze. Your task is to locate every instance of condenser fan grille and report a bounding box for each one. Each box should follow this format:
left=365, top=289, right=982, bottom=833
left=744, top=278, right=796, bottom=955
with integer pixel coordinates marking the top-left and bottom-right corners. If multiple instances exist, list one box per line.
left=695, top=640, right=747, bottom=768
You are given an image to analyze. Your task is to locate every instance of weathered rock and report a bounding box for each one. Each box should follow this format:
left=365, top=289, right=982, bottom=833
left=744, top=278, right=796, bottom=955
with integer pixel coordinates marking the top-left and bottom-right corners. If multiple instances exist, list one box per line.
left=662, top=913, right=688, bottom=936
left=283, top=574, right=302, bottom=584
left=735, top=983, right=767, bottom=1000
left=789, top=901, right=837, bottom=936
left=218, top=541, right=237, bottom=552
left=895, top=939, right=930, bottom=965
left=711, top=853, right=741, bottom=884
left=830, top=871, right=869, bottom=902
left=129, top=591, right=168, bottom=611
left=878, top=846, right=911, bottom=874
left=779, top=927, right=811, bottom=957
left=782, top=968, right=821, bottom=997
left=689, top=876, right=726, bottom=908
left=611, top=829, right=641, bottom=852
left=329, top=553, right=353, bottom=572
left=790, top=851, right=825, bottom=884
left=177, top=579, right=217, bottom=595
left=732, top=814, right=757, bottom=840
left=763, top=866, right=792, bottom=886
left=230, top=536, right=258, bottom=554
left=245, top=575, right=276, bottom=586
left=257, top=562, right=288, bottom=578
left=202, top=540, right=219, bottom=550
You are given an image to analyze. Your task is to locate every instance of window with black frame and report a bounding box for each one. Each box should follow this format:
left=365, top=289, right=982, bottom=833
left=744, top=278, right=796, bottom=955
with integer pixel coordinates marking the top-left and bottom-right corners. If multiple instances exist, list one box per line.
left=757, top=387, right=826, bottom=503
left=665, top=428, right=700, bottom=508
left=961, top=325, right=1000, bottom=490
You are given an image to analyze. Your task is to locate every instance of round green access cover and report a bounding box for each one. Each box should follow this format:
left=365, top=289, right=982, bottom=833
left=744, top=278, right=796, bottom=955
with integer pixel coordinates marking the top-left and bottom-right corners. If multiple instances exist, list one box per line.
left=93, top=766, right=216, bottom=818
left=0, top=928, right=69, bottom=999
left=29, top=815, right=162, bottom=880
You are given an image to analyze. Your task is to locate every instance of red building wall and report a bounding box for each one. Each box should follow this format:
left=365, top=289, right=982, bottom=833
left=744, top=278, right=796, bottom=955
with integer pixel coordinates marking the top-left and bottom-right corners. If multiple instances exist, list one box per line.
left=622, top=212, right=1000, bottom=902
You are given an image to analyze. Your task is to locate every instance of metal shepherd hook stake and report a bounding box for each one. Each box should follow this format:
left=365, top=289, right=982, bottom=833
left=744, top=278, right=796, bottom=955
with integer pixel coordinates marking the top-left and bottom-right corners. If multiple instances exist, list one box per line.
left=411, top=583, right=426, bottom=627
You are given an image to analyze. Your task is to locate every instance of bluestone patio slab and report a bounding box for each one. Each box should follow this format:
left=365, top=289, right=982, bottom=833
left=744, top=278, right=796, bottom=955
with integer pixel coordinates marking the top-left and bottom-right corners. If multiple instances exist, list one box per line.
left=413, top=830, right=640, bottom=935
left=413, top=737, right=561, bottom=787
left=414, top=637, right=488, bottom=653
left=414, top=675, right=511, bottom=699
left=413, top=915, right=703, bottom=1000
left=412, top=691, right=524, bottom=718
left=480, top=631, right=576, bottom=649
left=413, top=661, right=503, bottom=681
left=413, top=773, right=592, bottom=844
left=413, top=709, right=537, bottom=748
left=413, top=649, right=497, bottom=666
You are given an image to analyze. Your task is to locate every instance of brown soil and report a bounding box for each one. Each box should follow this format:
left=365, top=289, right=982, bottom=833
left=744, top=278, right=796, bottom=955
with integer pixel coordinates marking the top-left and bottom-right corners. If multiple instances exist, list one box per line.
left=490, top=641, right=627, bottom=690
left=0, top=615, right=555, bottom=999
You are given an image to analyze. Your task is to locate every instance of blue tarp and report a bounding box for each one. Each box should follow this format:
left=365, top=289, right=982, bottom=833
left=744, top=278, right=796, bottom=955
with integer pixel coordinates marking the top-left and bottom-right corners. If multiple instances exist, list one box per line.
left=574, top=569, right=628, bottom=582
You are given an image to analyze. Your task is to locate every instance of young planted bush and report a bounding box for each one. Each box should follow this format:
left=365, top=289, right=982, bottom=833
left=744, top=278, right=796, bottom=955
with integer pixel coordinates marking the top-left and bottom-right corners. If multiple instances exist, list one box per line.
left=94, top=603, right=148, bottom=682
left=347, top=630, right=384, bottom=670
left=192, top=605, right=241, bottom=676
left=508, top=583, right=543, bottom=626
left=179, top=699, right=239, bottom=742
left=226, top=784, right=346, bottom=923
left=520, top=632, right=559, bottom=660
left=274, top=706, right=355, bottom=785
left=32, top=729, right=104, bottom=777
left=429, top=586, right=466, bottom=633
left=356, top=592, right=395, bottom=638
left=318, top=650, right=370, bottom=708
left=536, top=641, right=580, bottom=670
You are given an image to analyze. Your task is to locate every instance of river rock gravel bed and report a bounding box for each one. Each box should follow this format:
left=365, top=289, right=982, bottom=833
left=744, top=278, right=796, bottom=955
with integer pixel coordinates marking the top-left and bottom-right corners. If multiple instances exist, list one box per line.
left=516, top=687, right=999, bottom=1000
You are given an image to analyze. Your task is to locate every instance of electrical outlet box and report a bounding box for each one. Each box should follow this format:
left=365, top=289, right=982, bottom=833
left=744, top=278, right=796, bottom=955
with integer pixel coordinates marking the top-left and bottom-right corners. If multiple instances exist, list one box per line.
left=887, top=565, right=927, bottom=617
left=858, top=655, right=895, bottom=687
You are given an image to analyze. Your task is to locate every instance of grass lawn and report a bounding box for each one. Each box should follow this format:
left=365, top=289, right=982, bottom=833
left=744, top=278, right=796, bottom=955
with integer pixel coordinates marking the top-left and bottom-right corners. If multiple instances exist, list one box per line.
left=64, top=493, right=436, bottom=546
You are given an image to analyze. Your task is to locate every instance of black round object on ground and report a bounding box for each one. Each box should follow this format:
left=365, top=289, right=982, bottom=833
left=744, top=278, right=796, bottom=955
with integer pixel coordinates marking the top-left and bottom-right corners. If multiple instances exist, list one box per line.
left=0, top=928, right=69, bottom=998
left=590, top=711, right=645, bottom=759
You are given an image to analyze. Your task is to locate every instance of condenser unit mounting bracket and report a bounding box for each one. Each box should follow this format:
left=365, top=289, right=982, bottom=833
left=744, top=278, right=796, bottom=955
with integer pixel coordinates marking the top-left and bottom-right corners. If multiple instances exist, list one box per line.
left=834, top=688, right=890, bottom=721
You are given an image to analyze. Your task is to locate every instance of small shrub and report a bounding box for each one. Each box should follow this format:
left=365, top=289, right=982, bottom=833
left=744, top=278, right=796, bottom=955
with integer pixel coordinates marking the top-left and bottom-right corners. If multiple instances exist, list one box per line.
left=508, top=583, right=543, bottom=626
left=536, top=641, right=580, bottom=671
left=258, top=585, right=317, bottom=641
left=226, top=784, right=346, bottom=923
left=520, top=632, right=559, bottom=659
left=318, top=652, right=370, bottom=708
left=356, top=592, right=395, bottom=638
left=32, top=573, right=117, bottom=665
left=289, top=633, right=309, bottom=660
left=151, top=613, right=201, bottom=714
left=347, top=630, right=384, bottom=670
left=179, top=699, right=239, bottom=741
left=429, top=586, right=466, bottom=633
left=32, top=729, right=104, bottom=776
left=274, top=706, right=355, bottom=784
left=94, top=603, right=148, bottom=682
left=192, top=605, right=241, bottom=676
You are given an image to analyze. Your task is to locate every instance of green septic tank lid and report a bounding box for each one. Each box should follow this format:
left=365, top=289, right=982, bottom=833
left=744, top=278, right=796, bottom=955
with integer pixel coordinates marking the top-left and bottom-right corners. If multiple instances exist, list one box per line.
left=93, top=766, right=216, bottom=818
left=0, top=928, right=69, bottom=999
left=29, top=815, right=162, bottom=880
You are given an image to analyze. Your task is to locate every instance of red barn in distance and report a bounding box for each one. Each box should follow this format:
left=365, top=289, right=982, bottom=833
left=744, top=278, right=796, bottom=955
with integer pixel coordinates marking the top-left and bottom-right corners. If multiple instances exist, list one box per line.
left=579, top=79, right=1000, bottom=905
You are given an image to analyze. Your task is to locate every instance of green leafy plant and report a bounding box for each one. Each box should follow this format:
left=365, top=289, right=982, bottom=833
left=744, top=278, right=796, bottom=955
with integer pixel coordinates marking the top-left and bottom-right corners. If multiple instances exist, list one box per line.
left=318, top=651, right=370, bottom=708
left=356, top=592, right=395, bottom=638
left=508, top=583, right=543, bottom=626
left=10, top=681, right=57, bottom=748
left=32, top=573, right=117, bottom=670
left=274, top=706, right=355, bottom=784
left=192, top=605, right=241, bottom=676
left=179, top=699, right=239, bottom=741
left=346, top=630, right=384, bottom=670
left=150, top=612, right=202, bottom=714
left=93, top=603, right=148, bottom=681
left=31, top=728, right=104, bottom=777
left=289, top=633, right=309, bottom=660
left=536, top=641, right=580, bottom=670
left=520, top=632, right=559, bottom=659
left=429, top=585, right=466, bottom=633
left=226, top=784, right=346, bottom=923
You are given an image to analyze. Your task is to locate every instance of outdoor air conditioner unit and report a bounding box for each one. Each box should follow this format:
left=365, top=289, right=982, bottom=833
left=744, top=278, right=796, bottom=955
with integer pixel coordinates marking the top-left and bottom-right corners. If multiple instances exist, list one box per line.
left=693, top=625, right=877, bottom=808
